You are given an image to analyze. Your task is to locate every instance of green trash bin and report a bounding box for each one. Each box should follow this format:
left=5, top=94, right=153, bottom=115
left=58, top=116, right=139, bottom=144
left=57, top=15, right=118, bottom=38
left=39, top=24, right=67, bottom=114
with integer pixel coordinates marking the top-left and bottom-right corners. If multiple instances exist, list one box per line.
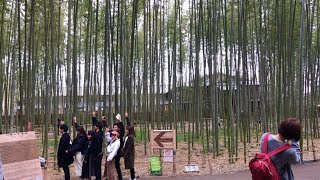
left=150, top=156, right=162, bottom=175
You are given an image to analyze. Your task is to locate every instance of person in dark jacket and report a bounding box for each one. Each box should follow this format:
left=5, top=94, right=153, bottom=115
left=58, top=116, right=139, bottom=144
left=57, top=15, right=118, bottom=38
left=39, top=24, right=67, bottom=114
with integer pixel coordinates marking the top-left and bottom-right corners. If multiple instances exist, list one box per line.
left=113, top=114, right=124, bottom=180
left=58, top=124, right=73, bottom=180
left=82, top=130, right=95, bottom=179
left=57, top=117, right=61, bottom=135
left=67, top=125, right=87, bottom=177
left=113, top=112, right=131, bottom=180
left=89, top=121, right=104, bottom=180
left=92, top=111, right=98, bottom=128
left=122, top=125, right=135, bottom=180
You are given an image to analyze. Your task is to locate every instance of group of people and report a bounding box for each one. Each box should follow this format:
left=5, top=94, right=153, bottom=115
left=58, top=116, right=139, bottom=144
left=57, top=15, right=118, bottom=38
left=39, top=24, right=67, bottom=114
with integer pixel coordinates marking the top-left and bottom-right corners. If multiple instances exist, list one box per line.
left=57, top=112, right=135, bottom=180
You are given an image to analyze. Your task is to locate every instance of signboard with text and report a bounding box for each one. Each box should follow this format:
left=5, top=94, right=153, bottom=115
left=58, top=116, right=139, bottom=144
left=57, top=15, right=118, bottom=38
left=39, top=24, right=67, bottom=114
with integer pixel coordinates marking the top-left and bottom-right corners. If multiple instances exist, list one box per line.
left=0, top=132, right=43, bottom=180
left=150, top=156, right=162, bottom=175
left=163, top=149, right=174, bottom=162
left=185, top=164, right=199, bottom=172
left=150, top=129, right=176, bottom=174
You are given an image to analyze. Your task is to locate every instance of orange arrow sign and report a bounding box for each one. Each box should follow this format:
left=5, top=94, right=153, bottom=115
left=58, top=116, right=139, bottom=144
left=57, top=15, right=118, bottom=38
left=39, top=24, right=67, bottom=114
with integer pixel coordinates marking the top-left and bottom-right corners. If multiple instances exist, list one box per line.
left=154, top=132, right=173, bottom=147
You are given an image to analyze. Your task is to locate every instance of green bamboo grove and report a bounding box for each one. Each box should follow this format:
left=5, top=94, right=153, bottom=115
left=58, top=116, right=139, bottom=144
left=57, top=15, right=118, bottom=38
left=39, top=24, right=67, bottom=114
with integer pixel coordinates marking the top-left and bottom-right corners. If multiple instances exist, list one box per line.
left=0, top=0, right=319, bottom=164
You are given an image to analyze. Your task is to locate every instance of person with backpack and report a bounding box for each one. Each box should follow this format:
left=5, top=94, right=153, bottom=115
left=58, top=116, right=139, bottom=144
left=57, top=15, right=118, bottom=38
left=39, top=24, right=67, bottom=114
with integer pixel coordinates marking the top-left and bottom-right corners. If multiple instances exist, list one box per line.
left=249, top=118, right=301, bottom=180
left=58, top=124, right=73, bottom=180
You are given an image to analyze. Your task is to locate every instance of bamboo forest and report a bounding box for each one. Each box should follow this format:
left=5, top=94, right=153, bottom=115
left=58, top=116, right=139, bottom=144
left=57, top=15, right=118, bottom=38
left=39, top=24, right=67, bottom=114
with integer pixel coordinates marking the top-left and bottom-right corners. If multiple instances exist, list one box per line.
left=1, top=0, right=320, bottom=177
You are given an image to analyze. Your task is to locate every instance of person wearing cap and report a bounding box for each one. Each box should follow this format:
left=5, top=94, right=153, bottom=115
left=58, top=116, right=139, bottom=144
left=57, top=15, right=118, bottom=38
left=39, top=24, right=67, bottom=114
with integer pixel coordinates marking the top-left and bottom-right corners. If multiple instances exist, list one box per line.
left=106, top=130, right=121, bottom=180
left=58, top=124, right=73, bottom=180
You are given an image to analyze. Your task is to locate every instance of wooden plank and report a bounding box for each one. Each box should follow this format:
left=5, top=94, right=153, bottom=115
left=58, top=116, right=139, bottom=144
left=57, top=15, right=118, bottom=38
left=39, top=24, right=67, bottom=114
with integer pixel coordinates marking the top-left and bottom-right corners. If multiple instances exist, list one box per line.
left=0, top=132, right=43, bottom=180
left=150, top=129, right=176, bottom=150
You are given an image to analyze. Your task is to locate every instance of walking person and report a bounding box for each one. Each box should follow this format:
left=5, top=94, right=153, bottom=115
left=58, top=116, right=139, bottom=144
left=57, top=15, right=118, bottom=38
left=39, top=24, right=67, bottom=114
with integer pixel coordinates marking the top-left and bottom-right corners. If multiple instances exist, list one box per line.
left=258, top=118, right=301, bottom=180
left=67, top=125, right=87, bottom=178
left=89, top=121, right=104, bottom=180
left=57, top=124, right=73, bottom=180
left=122, top=125, right=136, bottom=180
left=82, top=130, right=95, bottom=179
left=106, top=131, right=121, bottom=180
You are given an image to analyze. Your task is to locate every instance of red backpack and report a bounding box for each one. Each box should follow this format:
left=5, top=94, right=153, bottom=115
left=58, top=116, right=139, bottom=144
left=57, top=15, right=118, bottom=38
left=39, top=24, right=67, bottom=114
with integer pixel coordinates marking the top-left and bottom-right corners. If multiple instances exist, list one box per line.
left=249, top=133, right=291, bottom=180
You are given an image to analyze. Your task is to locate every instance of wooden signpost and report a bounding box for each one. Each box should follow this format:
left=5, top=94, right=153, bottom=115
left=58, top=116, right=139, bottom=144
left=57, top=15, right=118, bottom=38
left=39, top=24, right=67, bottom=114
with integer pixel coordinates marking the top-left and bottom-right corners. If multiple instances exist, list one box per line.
left=0, top=132, right=43, bottom=180
left=150, top=129, right=176, bottom=174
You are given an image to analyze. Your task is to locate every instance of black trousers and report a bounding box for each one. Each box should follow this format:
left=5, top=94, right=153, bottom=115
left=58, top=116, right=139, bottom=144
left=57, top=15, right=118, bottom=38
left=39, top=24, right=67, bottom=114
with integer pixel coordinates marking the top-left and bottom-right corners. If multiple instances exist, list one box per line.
left=130, top=168, right=135, bottom=179
left=115, top=154, right=122, bottom=180
left=94, top=156, right=102, bottom=180
left=62, top=166, right=70, bottom=180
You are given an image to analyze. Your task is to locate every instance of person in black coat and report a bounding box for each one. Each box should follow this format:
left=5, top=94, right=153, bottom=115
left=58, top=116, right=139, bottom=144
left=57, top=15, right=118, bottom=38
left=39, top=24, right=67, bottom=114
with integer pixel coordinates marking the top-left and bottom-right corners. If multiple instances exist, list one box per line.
left=82, top=130, right=95, bottom=179
left=122, top=125, right=135, bottom=180
left=89, top=121, right=104, bottom=180
left=113, top=113, right=131, bottom=180
left=92, top=111, right=98, bottom=128
left=67, top=125, right=87, bottom=177
left=71, top=116, right=87, bottom=156
left=57, top=118, right=61, bottom=135
left=58, top=124, right=73, bottom=180
left=68, top=126, right=87, bottom=155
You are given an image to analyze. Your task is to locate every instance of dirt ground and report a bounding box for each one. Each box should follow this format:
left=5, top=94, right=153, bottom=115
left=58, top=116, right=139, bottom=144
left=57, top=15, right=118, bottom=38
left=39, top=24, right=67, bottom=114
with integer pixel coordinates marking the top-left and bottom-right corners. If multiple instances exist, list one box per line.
left=41, top=135, right=320, bottom=180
